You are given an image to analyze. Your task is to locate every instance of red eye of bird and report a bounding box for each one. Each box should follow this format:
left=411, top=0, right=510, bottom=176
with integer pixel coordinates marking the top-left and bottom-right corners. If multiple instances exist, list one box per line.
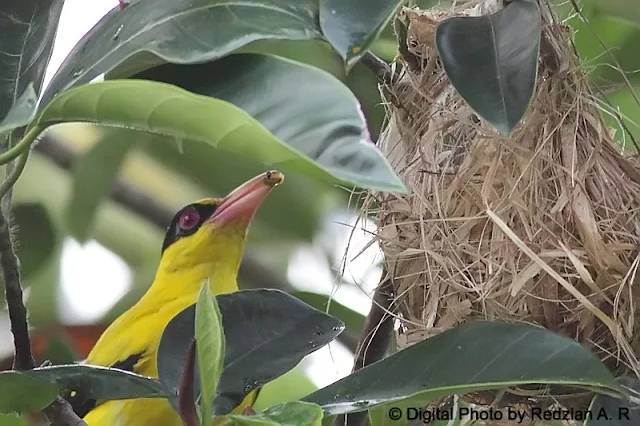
left=178, top=208, right=200, bottom=230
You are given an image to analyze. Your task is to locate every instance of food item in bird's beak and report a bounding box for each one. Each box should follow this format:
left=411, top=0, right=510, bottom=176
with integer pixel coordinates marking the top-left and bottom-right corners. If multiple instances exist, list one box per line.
left=209, top=170, right=284, bottom=227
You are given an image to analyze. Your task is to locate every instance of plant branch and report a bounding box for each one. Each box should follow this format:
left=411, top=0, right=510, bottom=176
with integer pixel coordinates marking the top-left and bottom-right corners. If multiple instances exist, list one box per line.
left=1, top=130, right=87, bottom=425
left=334, top=270, right=395, bottom=426
left=361, top=51, right=394, bottom=86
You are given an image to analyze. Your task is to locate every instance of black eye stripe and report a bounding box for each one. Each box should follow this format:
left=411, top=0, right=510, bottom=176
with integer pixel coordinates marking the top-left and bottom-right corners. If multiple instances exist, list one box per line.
left=161, top=203, right=217, bottom=253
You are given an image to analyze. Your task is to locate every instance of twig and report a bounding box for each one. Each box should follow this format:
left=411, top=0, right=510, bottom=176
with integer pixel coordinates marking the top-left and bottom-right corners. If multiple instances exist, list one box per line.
left=0, top=131, right=87, bottom=424
left=334, top=271, right=395, bottom=426
left=361, top=51, right=394, bottom=86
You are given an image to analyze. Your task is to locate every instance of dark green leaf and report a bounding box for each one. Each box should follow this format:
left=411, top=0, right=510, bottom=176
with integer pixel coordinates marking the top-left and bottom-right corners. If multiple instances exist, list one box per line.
left=35, top=70, right=406, bottom=193
left=157, top=289, right=345, bottom=415
left=303, top=321, right=622, bottom=415
left=227, top=401, right=323, bottom=426
left=0, top=371, right=60, bottom=414
left=587, top=377, right=640, bottom=425
left=435, top=0, right=541, bottom=135
left=0, top=84, right=38, bottom=136
left=40, top=0, right=322, bottom=107
left=195, top=282, right=225, bottom=425
left=65, top=128, right=134, bottom=242
left=13, top=203, right=57, bottom=279
left=292, top=291, right=365, bottom=339
left=29, top=364, right=173, bottom=404
left=319, top=0, right=405, bottom=64
left=0, top=0, right=64, bottom=119
left=135, top=53, right=406, bottom=193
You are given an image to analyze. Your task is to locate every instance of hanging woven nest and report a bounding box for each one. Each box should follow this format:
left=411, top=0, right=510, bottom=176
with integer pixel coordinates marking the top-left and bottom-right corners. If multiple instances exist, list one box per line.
left=365, top=0, right=640, bottom=418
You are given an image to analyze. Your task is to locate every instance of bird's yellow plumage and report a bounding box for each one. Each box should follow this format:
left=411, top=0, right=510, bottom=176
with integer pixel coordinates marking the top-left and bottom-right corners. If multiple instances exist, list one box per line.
left=72, top=171, right=284, bottom=426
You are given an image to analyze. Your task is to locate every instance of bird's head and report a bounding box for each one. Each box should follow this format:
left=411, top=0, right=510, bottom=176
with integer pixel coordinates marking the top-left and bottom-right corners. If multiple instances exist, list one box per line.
left=156, top=170, right=284, bottom=289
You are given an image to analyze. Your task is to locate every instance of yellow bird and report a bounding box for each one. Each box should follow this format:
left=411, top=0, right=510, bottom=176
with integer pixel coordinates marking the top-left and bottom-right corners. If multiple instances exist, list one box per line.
left=67, top=170, right=284, bottom=425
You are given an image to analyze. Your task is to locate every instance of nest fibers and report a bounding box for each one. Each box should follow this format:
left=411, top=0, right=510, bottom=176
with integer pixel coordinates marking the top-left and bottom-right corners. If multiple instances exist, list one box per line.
left=367, top=0, right=640, bottom=398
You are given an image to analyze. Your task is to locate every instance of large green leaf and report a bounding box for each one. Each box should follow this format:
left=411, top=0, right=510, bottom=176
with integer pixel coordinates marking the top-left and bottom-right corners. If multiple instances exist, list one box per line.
left=194, top=283, right=225, bottom=425
left=227, top=401, right=323, bottom=426
left=587, top=377, right=640, bottom=425
left=135, top=53, right=405, bottom=192
left=65, top=128, right=135, bottom=242
left=157, top=289, right=344, bottom=415
left=319, top=0, right=405, bottom=64
left=34, top=74, right=406, bottom=193
left=435, top=0, right=541, bottom=135
left=40, top=0, right=322, bottom=107
left=303, top=321, right=623, bottom=415
left=13, top=203, right=57, bottom=279
left=0, top=0, right=64, bottom=120
left=0, top=371, right=60, bottom=414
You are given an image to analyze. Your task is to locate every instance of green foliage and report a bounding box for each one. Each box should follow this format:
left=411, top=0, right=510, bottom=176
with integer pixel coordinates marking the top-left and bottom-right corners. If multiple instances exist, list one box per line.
left=0, top=371, right=60, bottom=414
left=226, top=401, right=323, bottom=425
left=12, top=203, right=57, bottom=279
left=304, top=322, right=624, bottom=415
left=194, top=282, right=226, bottom=424
left=435, top=0, right=541, bottom=135
left=157, top=289, right=344, bottom=415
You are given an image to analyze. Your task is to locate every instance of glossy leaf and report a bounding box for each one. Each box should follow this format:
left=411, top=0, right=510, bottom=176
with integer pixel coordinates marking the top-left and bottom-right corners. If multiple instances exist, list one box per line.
left=303, top=321, right=622, bottom=415
left=35, top=75, right=406, bottom=193
left=157, top=289, right=344, bottom=415
left=227, top=401, right=323, bottom=426
left=436, top=0, right=541, bottom=135
left=136, top=53, right=405, bottom=192
left=0, top=0, right=64, bottom=119
left=319, top=0, right=405, bottom=64
left=0, top=371, right=60, bottom=414
left=195, top=283, right=225, bottom=425
left=587, top=377, right=640, bottom=425
left=40, top=0, right=322, bottom=107
left=65, top=128, right=134, bottom=242
left=31, top=364, right=172, bottom=403
left=13, top=203, right=57, bottom=279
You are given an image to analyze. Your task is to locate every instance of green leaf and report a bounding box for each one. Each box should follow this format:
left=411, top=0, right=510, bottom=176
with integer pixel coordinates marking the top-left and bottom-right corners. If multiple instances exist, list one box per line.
left=435, top=0, right=541, bottom=135
left=65, top=128, right=134, bottom=242
left=35, top=73, right=406, bottom=193
left=0, top=413, right=28, bottom=426
left=227, top=401, right=323, bottom=426
left=586, top=377, right=640, bottom=425
left=157, top=289, right=344, bottom=415
left=195, top=282, right=226, bottom=425
left=135, top=53, right=405, bottom=192
left=253, top=367, right=318, bottom=412
left=13, top=203, right=57, bottom=279
left=303, top=321, right=623, bottom=415
left=0, top=0, right=64, bottom=120
left=0, top=84, right=38, bottom=136
left=40, top=0, right=322, bottom=107
left=319, top=0, right=405, bottom=64
left=0, top=371, right=60, bottom=414
left=31, top=364, right=173, bottom=406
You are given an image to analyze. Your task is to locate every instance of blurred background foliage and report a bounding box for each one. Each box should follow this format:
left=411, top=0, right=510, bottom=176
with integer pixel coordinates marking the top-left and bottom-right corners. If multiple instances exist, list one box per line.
left=2, top=0, right=640, bottom=422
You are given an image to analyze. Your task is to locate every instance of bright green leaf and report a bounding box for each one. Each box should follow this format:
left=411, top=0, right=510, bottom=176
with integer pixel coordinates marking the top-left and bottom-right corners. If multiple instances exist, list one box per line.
left=435, top=0, right=541, bottom=135
left=13, top=203, right=57, bottom=279
left=0, top=371, right=60, bottom=414
left=158, top=289, right=344, bottom=415
left=40, top=0, right=322, bottom=107
left=227, top=401, right=323, bottom=426
left=253, top=367, right=318, bottom=412
left=0, top=84, right=38, bottom=136
left=34, top=76, right=406, bottom=193
left=195, top=281, right=226, bottom=425
left=65, top=128, right=134, bottom=242
left=303, top=321, right=623, bottom=415
left=135, top=53, right=406, bottom=193
left=319, top=0, right=405, bottom=65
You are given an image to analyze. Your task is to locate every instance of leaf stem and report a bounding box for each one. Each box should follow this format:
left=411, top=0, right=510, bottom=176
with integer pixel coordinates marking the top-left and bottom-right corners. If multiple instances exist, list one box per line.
left=0, top=151, right=29, bottom=199
left=0, top=124, right=45, bottom=165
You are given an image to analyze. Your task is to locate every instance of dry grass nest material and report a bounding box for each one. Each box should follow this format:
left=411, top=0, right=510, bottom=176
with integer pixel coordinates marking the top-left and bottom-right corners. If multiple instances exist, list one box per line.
left=365, top=0, right=640, bottom=386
